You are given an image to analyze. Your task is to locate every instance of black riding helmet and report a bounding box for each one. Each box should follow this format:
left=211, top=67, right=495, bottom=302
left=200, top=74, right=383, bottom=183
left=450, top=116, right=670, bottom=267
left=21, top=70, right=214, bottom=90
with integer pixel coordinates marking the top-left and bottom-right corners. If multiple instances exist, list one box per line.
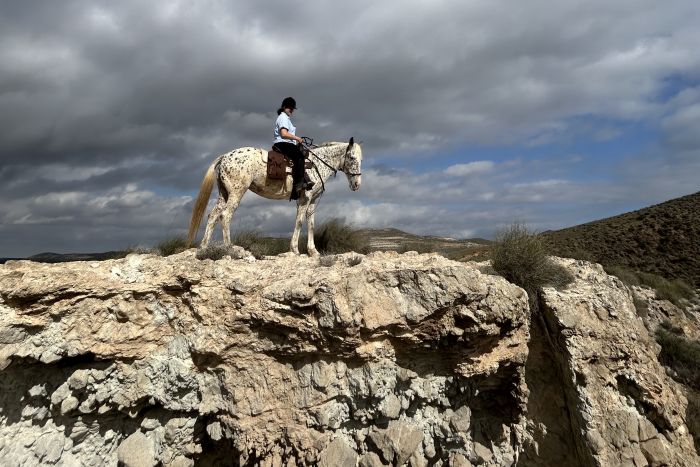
left=277, top=97, right=297, bottom=115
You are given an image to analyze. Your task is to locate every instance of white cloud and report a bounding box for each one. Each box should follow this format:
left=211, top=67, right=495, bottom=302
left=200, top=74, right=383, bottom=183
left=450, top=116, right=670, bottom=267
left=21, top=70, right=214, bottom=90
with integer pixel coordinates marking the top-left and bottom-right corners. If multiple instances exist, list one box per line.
left=444, top=161, right=495, bottom=177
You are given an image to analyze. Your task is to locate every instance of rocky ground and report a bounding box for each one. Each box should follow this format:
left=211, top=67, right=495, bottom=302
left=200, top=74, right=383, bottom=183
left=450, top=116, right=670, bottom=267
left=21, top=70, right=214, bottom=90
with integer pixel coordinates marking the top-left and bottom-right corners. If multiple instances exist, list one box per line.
left=0, top=250, right=697, bottom=466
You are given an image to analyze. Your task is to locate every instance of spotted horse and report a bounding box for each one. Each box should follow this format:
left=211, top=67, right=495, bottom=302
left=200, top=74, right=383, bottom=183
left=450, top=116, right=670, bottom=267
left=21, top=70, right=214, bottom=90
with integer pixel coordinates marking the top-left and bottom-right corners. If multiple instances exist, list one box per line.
left=187, top=138, right=362, bottom=256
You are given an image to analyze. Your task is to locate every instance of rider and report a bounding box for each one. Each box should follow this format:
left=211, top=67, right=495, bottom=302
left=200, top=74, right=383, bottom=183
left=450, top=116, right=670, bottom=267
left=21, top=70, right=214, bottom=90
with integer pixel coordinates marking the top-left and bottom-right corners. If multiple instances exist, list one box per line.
left=273, top=97, right=313, bottom=200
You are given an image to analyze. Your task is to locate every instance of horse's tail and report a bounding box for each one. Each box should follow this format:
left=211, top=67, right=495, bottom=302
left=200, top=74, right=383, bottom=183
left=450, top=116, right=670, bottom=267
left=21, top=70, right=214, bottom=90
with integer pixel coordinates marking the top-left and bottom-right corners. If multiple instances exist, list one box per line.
left=187, top=156, right=222, bottom=247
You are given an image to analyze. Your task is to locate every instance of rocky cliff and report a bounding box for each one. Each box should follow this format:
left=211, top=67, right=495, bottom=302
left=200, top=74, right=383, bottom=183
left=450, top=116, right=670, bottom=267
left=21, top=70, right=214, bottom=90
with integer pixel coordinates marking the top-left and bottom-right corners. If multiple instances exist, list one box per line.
left=0, top=250, right=697, bottom=466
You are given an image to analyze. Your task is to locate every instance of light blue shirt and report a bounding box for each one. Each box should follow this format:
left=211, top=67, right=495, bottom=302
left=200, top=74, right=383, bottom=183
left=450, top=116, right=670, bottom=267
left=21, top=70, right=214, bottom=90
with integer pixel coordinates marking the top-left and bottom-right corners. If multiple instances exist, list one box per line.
left=273, top=112, right=297, bottom=145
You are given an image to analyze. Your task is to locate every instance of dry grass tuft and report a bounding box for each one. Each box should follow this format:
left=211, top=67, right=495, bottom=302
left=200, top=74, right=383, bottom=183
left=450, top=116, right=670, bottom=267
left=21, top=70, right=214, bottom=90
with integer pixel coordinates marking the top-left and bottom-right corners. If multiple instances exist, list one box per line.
left=302, top=218, right=371, bottom=255
left=491, top=223, right=574, bottom=305
left=156, top=236, right=189, bottom=256
left=606, top=265, right=695, bottom=308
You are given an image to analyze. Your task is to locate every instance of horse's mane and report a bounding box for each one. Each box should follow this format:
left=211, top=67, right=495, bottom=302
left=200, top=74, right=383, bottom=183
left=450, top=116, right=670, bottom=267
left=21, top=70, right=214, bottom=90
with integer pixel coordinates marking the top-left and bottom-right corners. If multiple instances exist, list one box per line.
left=316, top=141, right=346, bottom=147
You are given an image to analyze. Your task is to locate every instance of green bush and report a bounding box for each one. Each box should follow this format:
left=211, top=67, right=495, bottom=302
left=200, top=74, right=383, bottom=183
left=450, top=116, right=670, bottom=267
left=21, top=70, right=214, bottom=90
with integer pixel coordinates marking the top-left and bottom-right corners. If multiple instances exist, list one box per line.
left=491, top=223, right=574, bottom=304
left=156, top=236, right=189, bottom=256
left=655, top=322, right=700, bottom=389
left=302, top=218, right=370, bottom=255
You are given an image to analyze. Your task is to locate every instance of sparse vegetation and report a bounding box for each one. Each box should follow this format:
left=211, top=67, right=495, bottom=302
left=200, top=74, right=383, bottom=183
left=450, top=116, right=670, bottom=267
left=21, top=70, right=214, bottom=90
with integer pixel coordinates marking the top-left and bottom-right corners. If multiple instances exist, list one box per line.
left=688, top=390, right=700, bottom=452
left=656, top=321, right=700, bottom=389
left=543, top=191, right=700, bottom=288
left=230, top=230, right=288, bottom=258
left=195, top=242, right=240, bottom=261
left=491, top=223, right=574, bottom=305
left=632, top=295, right=649, bottom=318
left=302, top=218, right=371, bottom=255
left=356, top=227, right=491, bottom=258
left=605, top=266, right=695, bottom=308
left=398, top=243, right=440, bottom=255
left=447, top=245, right=492, bottom=262
left=194, top=230, right=288, bottom=260
left=155, top=236, right=189, bottom=256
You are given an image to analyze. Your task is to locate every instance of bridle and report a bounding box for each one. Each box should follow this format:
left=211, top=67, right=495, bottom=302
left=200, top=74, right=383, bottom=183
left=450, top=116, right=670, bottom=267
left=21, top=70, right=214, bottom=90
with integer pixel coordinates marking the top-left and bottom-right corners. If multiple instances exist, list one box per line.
left=300, top=138, right=361, bottom=193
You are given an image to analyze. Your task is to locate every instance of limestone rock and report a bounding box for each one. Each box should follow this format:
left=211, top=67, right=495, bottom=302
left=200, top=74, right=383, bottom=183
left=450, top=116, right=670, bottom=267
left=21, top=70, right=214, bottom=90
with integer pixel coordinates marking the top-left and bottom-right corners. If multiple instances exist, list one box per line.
left=0, top=252, right=697, bottom=466
left=369, top=420, right=424, bottom=465
left=317, top=437, right=358, bottom=467
left=359, top=451, right=387, bottom=467
left=117, top=431, right=156, bottom=467
left=536, top=258, right=699, bottom=467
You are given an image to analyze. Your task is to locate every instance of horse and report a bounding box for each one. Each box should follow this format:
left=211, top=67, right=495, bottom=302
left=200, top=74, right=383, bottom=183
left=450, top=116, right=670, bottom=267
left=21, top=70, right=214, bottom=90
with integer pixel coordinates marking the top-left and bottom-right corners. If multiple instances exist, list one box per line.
left=187, top=138, right=362, bottom=256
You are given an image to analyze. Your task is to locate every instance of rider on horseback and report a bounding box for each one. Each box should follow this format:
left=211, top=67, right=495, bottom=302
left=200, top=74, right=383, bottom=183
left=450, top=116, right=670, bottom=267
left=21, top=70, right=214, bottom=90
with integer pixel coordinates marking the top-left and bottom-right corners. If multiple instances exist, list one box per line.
left=272, top=97, right=314, bottom=200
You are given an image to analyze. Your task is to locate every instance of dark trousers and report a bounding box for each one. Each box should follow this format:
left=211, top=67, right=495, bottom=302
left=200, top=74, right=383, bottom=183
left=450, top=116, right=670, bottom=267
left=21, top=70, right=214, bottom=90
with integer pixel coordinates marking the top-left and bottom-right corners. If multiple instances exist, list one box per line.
left=273, top=142, right=305, bottom=187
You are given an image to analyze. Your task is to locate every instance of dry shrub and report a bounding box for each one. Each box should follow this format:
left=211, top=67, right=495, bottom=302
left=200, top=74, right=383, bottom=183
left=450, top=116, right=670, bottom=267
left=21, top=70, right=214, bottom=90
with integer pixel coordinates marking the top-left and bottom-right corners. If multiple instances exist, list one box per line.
left=688, top=390, right=700, bottom=452
left=632, top=295, right=649, bottom=318
left=231, top=230, right=288, bottom=258
left=302, top=218, right=370, bottom=255
left=606, top=266, right=695, bottom=308
left=491, top=223, right=573, bottom=304
left=654, top=322, right=700, bottom=451
left=156, top=236, right=188, bottom=256
left=656, top=321, right=700, bottom=389
left=195, top=242, right=239, bottom=261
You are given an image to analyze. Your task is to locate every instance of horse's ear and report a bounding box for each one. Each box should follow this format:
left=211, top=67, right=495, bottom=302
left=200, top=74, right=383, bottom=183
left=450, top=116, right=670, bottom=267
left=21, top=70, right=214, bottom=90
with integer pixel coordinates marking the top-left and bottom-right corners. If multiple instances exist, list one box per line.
left=349, top=137, right=354, bottom=147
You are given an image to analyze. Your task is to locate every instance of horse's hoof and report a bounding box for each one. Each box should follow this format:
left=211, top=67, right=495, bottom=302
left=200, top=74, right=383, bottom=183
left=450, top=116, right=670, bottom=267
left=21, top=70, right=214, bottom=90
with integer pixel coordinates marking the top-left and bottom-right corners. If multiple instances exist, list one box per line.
left=308, top=250, right=320, bottom=258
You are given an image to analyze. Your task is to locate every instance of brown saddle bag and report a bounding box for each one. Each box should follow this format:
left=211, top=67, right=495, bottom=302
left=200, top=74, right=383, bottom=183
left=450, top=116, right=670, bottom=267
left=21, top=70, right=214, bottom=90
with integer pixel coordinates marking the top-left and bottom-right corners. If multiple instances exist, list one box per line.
left=267, top=147, right=314, bottom=181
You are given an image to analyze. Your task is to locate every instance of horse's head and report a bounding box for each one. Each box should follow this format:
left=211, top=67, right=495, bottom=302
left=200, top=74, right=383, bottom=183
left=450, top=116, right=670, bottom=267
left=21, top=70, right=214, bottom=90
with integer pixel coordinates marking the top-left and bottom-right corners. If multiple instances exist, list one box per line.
left=343, top=137, right=362, bottom=191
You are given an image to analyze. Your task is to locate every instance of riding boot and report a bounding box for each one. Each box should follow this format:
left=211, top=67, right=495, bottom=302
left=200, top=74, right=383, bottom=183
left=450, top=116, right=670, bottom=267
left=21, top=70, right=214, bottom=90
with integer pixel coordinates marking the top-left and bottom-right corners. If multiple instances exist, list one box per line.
left=290, top=182, right=303, bottom=201
left=303, top=172, right=315, bottom=190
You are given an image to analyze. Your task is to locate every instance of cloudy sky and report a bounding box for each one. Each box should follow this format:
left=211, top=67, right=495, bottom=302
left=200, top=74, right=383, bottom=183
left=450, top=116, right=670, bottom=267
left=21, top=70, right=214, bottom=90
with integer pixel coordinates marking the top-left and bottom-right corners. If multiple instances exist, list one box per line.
left=1, top=0, right=699, bottom=256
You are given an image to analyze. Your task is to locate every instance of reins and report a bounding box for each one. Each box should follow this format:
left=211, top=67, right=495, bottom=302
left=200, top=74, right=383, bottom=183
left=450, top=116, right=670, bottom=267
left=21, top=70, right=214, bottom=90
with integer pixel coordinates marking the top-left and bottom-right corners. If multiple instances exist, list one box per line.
left=300, top=143, right=334, bottom=193
left=301, top=139, right=362, bottom=178
left=297, top=138, right=361, bottom=197
left=303, top=144, right=337, bottom=175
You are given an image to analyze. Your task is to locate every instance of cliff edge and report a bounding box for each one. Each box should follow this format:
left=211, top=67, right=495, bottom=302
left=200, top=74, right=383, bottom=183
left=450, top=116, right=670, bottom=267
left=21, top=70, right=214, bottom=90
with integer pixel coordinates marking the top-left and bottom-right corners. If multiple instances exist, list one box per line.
left=0, top=251, right=696, bottom=466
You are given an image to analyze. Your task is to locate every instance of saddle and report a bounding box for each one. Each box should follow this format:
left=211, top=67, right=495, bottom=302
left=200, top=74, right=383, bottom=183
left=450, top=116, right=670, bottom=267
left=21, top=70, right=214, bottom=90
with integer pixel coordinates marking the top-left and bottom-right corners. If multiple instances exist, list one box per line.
left=267, top=147, right=314, bottom=181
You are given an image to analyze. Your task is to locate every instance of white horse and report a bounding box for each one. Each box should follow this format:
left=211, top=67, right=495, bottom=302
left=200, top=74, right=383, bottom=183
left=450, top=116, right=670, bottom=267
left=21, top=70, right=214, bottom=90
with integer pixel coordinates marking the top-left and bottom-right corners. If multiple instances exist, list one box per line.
left=187, top=138, right=362, bottom=256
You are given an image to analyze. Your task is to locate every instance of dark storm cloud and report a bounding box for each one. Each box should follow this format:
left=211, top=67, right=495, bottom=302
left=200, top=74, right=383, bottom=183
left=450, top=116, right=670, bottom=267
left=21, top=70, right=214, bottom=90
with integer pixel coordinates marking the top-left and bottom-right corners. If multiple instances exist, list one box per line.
left=5, top=1, right=698, bottom=163
left=1, top=0, right=700, bottom=255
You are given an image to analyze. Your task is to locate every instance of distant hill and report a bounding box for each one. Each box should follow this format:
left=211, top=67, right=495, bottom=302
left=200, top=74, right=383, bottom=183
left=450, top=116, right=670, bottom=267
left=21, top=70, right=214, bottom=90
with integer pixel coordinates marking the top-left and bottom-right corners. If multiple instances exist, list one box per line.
left=0, top=251, right=127, bottom=264
left=359, top=228, right=490, bottom=257
left=542, top=191, right=700, bottom=287
left=1, top=230, right=491, bottom=264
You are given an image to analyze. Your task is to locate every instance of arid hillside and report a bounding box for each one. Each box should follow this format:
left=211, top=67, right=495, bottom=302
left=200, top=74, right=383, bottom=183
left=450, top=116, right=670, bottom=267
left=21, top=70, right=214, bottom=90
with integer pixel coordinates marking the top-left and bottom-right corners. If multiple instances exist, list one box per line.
left=542, top=191, right=700, bottom=287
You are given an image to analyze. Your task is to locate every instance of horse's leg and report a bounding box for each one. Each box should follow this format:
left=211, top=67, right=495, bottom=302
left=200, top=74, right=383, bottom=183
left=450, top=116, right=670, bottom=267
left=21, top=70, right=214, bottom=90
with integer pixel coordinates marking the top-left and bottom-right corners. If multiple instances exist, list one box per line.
left=220, top=174, right=250, bottom=246
left=306, top=199, right=320, bottom=257
left=201, top=195, right=225, bottom=249
left=290, top=198, right=311, bottom=255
